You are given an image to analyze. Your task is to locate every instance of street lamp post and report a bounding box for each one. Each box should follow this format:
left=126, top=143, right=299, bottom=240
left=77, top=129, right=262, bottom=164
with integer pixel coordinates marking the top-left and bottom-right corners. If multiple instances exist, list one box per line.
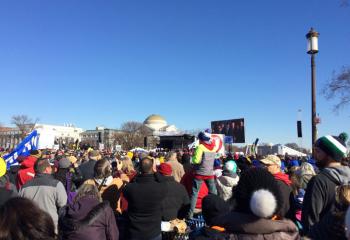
left=306, top=28, right=319, bottom=148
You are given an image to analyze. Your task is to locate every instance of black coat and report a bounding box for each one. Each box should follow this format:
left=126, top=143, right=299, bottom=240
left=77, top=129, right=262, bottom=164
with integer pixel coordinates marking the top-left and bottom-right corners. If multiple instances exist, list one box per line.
left=161, top=176, right=190, bottom=221
left=275, top=180, right=293, bottom=218
left=78, top=160, right=96, bottom=185
left=123, top=173, right=167, bottom=240
left=302, top=166, right=350, bottom=235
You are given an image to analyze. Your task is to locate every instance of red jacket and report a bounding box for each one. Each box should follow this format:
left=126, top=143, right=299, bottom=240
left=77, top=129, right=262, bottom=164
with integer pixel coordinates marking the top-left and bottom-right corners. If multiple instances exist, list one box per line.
left=16, top=156, right=37, bottom=189
left=181, top=170, right=209, bottom=209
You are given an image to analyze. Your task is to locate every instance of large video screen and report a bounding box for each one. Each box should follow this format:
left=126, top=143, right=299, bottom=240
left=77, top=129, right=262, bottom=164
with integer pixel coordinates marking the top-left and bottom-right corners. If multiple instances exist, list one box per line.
left=211, top=118, right=245, bottom=143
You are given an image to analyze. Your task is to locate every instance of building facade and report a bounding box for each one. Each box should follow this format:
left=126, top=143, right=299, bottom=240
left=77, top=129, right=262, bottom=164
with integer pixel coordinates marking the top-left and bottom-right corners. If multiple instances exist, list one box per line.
left=80, top=127, right=120, bottom=150
left=0, top=124, right=83, bottom=149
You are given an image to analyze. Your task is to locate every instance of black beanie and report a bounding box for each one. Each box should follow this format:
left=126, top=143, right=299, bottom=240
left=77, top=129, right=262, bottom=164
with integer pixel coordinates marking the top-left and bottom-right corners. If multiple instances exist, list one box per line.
left=202, top=194, right=230, bottom=226
left=234, top=168, right=282, bottom=218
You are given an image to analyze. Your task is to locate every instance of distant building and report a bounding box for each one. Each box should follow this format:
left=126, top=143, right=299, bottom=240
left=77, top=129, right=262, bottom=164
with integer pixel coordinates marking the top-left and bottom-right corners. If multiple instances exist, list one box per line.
left=80, top=127, right=120, bottom=150
left=257, top=144, right=307, bottom=157
left=0, top=124, right=83, bottom=149
left=0, top=127, right=22, bottom=149
left=143, top=114, right=194, bottom=149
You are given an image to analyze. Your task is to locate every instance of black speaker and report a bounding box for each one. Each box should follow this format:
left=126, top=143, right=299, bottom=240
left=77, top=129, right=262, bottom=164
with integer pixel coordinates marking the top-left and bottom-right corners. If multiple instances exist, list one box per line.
left=144, top=137, right=148, bottom=147
left=297, top=121, right=302, bottom=138
left=98, top=132, right=102, bottom=143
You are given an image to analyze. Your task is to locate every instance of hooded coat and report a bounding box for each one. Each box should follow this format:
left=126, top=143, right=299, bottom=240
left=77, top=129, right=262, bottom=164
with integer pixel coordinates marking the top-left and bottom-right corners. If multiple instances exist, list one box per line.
left=16, top=155, right=37, bottom=189
left=302, top=165, right=350, bottom=235
left=59, top=196, right=119, bottom=240
left=216, top=172, right=239, bottom=201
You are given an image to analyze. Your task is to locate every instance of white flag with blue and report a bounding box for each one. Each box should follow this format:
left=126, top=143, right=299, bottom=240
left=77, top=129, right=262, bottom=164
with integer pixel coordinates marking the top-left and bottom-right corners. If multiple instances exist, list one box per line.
left=3, top=130, right=39, bottom=169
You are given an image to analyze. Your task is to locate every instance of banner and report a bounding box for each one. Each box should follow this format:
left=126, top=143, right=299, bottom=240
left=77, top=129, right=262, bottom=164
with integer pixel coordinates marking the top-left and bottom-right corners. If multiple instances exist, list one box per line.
left=3, top=130, right=39, bottom=169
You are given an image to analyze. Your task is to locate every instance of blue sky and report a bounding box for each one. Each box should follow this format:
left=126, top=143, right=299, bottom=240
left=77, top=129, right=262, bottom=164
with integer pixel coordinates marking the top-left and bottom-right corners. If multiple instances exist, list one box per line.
left=1, top=0, right=349, bottom=147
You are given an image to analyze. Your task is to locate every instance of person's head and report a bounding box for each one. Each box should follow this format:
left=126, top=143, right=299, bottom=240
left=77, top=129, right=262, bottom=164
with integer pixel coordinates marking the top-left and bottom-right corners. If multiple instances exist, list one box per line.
left=202, top=194, right=230, bottom=226
left=0, top=197, right=56, bottom=240
left=121, top=156, right=135, bottom=174
left=94, top=159, right=112, bottom=179
left=314, top=133, right=348, bottom=169
left=181, top=153, right=191, bottom=165
left=166, top=151, right=177, bottom=162
left=158, top=163, right=172, bottom=176
left=30, top=149, right=42, bottom=159
left=89, top=150, right=101, bottom=161
left=58, top=158, right=71, bottom=169
left=141, top=156, right=155, bottom=174
left=234, top=168, right=283, bottom=219
left=34, top=158, right=52, bottom=174
left=223, top=160, right=237, bottom=175
left=260, top=155, right=281, bottom=174
left=299, top=162, right=316, bottom=176
left=198, top=131, right=211, bottom=144
left=335, top=185, right=350, bottom=211
left=74, top=183, right=102, bottom=203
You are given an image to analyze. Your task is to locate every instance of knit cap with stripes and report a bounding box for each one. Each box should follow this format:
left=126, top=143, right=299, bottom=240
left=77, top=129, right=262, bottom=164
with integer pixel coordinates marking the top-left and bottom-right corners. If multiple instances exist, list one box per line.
left=315, top=133, right=348, bottom=161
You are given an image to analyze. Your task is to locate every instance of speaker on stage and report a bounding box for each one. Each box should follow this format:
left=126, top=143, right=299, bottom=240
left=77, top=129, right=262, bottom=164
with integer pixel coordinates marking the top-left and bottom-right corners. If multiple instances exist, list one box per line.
left=297, top=121, right=302, bottom=138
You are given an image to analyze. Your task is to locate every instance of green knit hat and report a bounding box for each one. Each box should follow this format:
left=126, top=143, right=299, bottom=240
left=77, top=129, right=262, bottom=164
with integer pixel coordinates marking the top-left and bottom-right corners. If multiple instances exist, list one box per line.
left=315, top=133, right=348, bottom=161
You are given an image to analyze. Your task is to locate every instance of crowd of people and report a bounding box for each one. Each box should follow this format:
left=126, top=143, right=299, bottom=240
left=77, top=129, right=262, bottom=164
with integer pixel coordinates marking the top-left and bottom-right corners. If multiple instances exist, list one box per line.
left=0, top=131, right=350, bottom=240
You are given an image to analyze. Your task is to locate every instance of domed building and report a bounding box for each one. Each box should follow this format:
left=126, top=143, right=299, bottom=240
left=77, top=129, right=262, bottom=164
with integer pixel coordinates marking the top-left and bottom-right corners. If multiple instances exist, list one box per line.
left=143, top=114, right=195, bottom=149
left=143, top=114, right=178, bottom=135
left=144, top=114, right=168, bottom=131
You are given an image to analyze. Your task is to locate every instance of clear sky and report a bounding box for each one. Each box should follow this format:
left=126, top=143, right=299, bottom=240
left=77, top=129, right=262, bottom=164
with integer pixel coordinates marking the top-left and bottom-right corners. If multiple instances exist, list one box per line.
left=1, top=0, right=349, bottom=148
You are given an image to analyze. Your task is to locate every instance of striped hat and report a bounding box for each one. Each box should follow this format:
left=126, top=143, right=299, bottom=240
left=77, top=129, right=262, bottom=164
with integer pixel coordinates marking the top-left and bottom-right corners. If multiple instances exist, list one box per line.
left=315, top=133, right=348, bottom=161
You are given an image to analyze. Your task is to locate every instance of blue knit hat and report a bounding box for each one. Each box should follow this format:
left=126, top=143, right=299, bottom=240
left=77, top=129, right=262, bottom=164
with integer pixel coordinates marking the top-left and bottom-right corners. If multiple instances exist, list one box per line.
left=198, top=132, right=211, bottom=142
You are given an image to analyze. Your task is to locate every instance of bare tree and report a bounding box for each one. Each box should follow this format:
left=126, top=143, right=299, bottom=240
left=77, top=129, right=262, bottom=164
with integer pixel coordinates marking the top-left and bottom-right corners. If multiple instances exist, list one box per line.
left=11, top=115, right=39, bottom=138
left=323, top=66, right=350, bottom=111
left=285, top=143, right=309, bottom=154
left=113, top=121, right=152, bottom=150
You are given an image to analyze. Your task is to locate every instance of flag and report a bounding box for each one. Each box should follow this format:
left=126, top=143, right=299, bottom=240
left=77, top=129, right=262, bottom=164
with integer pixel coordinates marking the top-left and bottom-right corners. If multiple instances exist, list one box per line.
left=3, top=130, right=39, bottom=169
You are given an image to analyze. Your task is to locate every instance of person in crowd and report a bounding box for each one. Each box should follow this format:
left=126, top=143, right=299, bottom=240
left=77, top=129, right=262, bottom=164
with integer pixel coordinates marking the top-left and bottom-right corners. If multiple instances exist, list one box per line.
left=181, top=152, right=192, bottom=174
left=19, top=158, right=67, bottom=231
left=0, top=197, right=56, bottom=240
left=216, top=160, right=239, bottom=201
left=0, top=157, right=17, bottom=206
left=190, top=194, right=231, bottom=239
left=260, top=154, right=293, bottom=218
left=166, top=151, right=185, bottom=182
left=181, top=166, right=209, bottom=215
left=7, top=155, right=25, bottom=185
left=123, top=156, right=167, bottom=240
left=85, top=158, right=127, bottom=214
left=78, top=150, right=101, bottom=185
left=158, top=163, right=190, bottom=221
left=189, top=132, right=218, bottom=219
left=307, top=184, right=350, bottom=239
left=212, top=167, right=299, bottom=239
left=302, top=133, right=350, bottom=236
left=118, top=155, right=137, bottom=181
left=16, top=149, right=41, bottom=189
left=58, top=183, right=119, bottom=240
left=54, top=157, right=83, bottom=193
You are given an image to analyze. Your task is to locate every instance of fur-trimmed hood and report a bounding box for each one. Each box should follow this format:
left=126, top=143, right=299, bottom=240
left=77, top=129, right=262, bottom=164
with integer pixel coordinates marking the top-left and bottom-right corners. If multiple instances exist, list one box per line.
left=217, top=175, right=239, bottom=188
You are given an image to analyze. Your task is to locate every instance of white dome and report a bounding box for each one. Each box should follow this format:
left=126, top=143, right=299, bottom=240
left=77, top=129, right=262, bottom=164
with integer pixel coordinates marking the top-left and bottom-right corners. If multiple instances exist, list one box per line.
left=144, top=114, right=168, bottom=131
